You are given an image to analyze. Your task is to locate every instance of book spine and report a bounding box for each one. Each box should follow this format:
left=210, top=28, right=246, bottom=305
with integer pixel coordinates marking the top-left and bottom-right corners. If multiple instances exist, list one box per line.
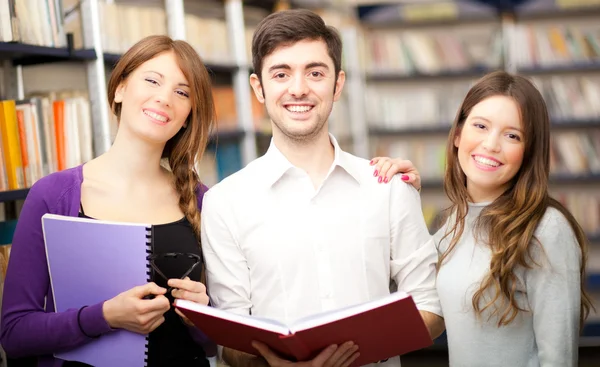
left=278, top=334, right=312, bottom=362
left=144, top=225, right=152, bottom=367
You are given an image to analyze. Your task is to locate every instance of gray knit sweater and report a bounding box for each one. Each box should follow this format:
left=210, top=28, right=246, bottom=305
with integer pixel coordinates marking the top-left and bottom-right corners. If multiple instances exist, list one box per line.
left=434, top=202, right=581, bottom=367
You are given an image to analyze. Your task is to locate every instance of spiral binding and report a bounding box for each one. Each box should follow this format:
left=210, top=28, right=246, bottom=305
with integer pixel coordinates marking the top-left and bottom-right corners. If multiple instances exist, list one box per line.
left=144, top=226, right=153, bottom=367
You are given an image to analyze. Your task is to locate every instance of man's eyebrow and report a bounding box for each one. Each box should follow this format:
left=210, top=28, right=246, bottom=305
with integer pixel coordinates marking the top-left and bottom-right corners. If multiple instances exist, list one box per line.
left=268, top=64, right=291, bottom=73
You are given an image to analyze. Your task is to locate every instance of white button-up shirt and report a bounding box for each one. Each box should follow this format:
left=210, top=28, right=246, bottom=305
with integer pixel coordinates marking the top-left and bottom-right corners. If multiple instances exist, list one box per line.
left=201, top=135, right=441, bottom=367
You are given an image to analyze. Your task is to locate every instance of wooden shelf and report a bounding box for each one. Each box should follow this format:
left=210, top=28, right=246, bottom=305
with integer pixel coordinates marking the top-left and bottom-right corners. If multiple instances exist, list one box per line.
left=369, top=119, right=600, bottom=136
left=518, top=62, right=600, bottom=75
left=0, top=43, right=96, bottom=66
left=0, top=188, right=29, bottom=203
left=366, top=67, right=496, bottom=82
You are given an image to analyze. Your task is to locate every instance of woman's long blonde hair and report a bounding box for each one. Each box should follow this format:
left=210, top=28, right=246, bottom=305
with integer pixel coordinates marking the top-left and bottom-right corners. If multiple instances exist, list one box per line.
left=107, top=35, right=215, bottom=241
left=440, top=71, right=593, bottom=328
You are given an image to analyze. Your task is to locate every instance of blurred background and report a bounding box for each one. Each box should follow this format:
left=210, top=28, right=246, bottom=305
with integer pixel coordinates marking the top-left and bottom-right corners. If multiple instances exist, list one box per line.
left=0, top=0, right=598, bottom=365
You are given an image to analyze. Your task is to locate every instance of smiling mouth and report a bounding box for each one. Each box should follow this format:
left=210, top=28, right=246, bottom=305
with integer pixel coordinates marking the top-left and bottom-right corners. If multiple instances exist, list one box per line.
left=473, top=155, right=502, bottom=168
left=144, top=110, right=169, bottom=123
left=285, top=105, right=313, bottom=113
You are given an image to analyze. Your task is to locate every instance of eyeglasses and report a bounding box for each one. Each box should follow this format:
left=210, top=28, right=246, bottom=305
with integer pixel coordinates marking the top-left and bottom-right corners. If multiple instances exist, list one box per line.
left=147, top=252, right=202, bottom=293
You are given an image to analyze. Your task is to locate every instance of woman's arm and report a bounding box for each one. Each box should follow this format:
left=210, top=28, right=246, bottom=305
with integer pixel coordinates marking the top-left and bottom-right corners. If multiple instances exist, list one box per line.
left=527, top=209, right=582, bottom=367
left=0, top=183, right=112, bottom=358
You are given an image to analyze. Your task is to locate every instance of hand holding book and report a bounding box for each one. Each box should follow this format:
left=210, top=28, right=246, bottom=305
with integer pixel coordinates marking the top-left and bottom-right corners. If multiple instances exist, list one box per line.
left=252, top=340, right=360, bottom=367
left=175, top=291, right=433, bottom=367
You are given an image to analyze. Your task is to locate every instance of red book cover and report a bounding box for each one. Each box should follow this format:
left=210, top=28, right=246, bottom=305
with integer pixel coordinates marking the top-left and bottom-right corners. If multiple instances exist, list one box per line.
left=175, top=292, right=432, bottom=366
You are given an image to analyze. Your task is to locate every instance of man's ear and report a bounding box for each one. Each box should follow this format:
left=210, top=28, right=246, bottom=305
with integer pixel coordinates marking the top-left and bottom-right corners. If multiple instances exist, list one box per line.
left=333, top=71, right=346, bottom=102
left=249, top=73, right=265, bottom=103
left=114, top=82, right=126, bottom=103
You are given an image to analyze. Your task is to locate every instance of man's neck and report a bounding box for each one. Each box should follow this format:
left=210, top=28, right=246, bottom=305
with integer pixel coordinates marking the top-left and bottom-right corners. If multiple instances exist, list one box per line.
left=273, top=130, right=335, bottom=189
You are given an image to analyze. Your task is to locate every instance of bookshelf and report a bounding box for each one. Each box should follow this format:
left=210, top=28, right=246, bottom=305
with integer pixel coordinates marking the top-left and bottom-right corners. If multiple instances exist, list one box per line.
left=349, top=0, right=600, bottom=348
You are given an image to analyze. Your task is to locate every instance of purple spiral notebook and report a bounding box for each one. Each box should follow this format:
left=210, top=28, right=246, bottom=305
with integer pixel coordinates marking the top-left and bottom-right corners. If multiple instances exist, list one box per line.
left=41, top=213, right=152, bottom=367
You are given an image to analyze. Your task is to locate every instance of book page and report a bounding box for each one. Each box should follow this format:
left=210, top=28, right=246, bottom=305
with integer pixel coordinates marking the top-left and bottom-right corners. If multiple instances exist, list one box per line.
left=290, top=291, right=410, bottom=333
left=174, top=299, right=292, bottom=335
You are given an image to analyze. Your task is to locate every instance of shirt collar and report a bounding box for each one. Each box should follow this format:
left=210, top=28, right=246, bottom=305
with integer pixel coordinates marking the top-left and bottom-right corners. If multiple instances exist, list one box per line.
left=260, top=133, right=362, bottom=188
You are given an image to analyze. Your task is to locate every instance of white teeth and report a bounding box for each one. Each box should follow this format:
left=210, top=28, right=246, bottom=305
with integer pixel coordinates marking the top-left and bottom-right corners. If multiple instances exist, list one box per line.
left=286, top=105, right=312, bottom=113
left=474, top=156, right=500, bottom=167
left=144, top=110, right=168, bottom=122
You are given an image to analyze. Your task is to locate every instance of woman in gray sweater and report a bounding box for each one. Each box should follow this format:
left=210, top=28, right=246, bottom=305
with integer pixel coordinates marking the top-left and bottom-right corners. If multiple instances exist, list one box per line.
left=374, top=70, right=593, bottom=366
left=434, top=70, right=593, bottom=366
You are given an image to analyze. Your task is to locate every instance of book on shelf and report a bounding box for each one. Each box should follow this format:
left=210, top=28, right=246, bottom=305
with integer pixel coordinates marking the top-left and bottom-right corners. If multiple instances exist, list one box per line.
left=0, top=93, right=93, bottom=191
left=174, top=291, right=432, bottom=367
left=42, top=213, right=153, bottom=367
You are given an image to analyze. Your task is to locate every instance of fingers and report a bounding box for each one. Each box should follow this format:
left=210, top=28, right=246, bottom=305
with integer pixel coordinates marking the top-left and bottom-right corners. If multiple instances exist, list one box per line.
left=168, top=277, right=207, bottom=293
left=311, top=344, right=339, bottom=367
left=369, top=157, right=381, bottom=166
left=251, top=341, right=286, bottom=366
left=145, top=315, right=166, bottom=334
left=323, top=342, right=356, bottom=367
left=333, top=343, right=359, bottom=367
left=145, top=294, right=171, bottom=310
left=169, top=277, right=210, bottom=305
left=339, top=352, right=360, bottom=367
left=133, top=282, right=166, bottom=298
left=171, top=287, right=210, bottom=305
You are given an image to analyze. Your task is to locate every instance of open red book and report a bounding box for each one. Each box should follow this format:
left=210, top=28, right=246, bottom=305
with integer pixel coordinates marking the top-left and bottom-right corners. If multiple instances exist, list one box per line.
left=174, top=292, right=432, bottom=366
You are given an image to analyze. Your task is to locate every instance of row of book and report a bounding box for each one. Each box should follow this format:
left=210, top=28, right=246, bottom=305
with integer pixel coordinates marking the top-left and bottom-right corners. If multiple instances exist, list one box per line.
left=1, top=0, right=66, bottom=47
left=366, top=75, right=600, bottom=129
left=360, top=26, right=503, bottom=76
left=63, top=1, right=259, bottom=67
left=373, top=130, right=600, bottom=181
left=513, top=22, right=600, bottom=69
left=0, top=93, right=93, bottom=191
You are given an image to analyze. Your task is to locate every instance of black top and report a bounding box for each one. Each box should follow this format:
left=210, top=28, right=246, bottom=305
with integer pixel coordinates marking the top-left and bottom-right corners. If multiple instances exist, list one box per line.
left=67, top=204, right=209, bottom=367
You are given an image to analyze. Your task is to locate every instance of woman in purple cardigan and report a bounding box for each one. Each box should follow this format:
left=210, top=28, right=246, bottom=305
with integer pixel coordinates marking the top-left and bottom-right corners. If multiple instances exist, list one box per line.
left=1, top=35, right=216, bottom=366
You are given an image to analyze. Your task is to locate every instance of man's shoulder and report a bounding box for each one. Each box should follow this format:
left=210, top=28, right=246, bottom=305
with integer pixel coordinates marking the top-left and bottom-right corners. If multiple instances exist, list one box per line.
left=340, top=151, right=413, bottom=191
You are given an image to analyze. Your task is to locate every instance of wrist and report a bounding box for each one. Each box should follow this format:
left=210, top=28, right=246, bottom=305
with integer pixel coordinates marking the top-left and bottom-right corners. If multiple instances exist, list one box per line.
left=102, top=299, right=119, bottom=329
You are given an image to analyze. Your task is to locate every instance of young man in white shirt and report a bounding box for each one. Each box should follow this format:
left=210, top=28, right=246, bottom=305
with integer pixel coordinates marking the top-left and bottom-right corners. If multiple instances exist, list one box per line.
left=201, top=9, right=444, bottom=367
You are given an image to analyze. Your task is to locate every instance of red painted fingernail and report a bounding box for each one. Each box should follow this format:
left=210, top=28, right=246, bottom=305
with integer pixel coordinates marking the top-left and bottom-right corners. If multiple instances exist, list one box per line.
left=378, top=176, right=382, bottom=183
left=401, top=175, right=409, bottom=181
left=384, top=177, right=389, bottom=183
left=370, top=160, right=374, bottom=165
left=374, top=170, right=378, bottom=177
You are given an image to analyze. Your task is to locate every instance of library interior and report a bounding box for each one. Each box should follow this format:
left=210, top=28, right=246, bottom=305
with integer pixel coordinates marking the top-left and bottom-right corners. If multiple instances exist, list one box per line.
left=0, top=0, right=599, bottom=366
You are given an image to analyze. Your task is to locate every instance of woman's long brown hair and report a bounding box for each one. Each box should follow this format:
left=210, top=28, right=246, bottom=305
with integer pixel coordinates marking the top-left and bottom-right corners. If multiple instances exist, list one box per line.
left=440, top=70, right=593, bottom=328
left=107, top=35, right=215, bottom=242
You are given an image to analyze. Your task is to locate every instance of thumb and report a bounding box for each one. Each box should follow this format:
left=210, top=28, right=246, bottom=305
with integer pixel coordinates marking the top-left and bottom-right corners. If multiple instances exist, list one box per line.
left=133, top=282, right=166, bottom=298
left=400, top=173, right=416, bottom=183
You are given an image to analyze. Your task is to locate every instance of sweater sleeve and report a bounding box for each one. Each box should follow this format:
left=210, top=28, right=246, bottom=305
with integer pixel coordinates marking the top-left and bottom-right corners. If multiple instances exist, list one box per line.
left=0, top=180, right=112, bottom=358
left=526, top=208, right=581, bottom=367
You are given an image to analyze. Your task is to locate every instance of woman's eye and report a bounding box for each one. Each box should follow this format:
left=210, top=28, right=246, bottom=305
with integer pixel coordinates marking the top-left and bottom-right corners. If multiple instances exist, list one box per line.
left=507, top=133, right=521, bottom=141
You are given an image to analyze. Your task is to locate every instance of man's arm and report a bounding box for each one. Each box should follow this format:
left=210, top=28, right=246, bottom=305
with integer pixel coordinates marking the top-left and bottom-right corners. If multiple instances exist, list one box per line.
left=389, top=177, right=444, bottom=326
left=419, top=311, right=444, bottom=340
left=201, top=189, right=256, bottom=367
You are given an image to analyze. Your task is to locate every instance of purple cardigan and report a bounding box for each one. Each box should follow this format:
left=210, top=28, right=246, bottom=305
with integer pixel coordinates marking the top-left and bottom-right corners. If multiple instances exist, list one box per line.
left=0, top=164, right=213, bottom=366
